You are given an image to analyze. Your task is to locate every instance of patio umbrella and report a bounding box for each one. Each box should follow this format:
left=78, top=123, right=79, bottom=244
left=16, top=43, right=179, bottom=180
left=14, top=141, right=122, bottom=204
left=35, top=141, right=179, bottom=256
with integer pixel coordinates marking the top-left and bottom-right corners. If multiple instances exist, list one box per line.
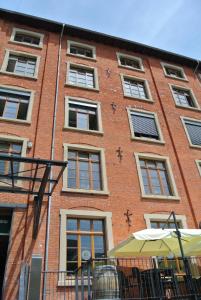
left=108, top=228, right=201, bottom=258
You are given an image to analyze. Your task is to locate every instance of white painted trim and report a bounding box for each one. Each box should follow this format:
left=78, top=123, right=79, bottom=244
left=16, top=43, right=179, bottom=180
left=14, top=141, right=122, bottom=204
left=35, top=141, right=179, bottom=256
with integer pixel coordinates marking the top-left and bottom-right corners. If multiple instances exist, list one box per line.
left=161, top=62, right=188, bottom=81
left=181, top=116, right=201, bottom=149
left=59, top=209, right=113, bottom=274
left=66, top=62, right=99, bottom=91
left=169, top=84, right=200, bottom=111
left=0, top=84, right=35, bottom=123
left=120, top=74, right=153, bottom=102
left=116, top=52, right=144, bottom=72
left=67, top=40, right=96, bottom=60
left=64, top=96, right=103, bottom=134
left=127, top=107, right=165, bottom=144
left=10, top=27, right=44, bottom=49
left=144, top=213, right=187, bottom=229
left=134, top=152, right=180, bottom=200
left=63, top=143, right=109, bottom=194
left=0, top=49, right=40, bottom=79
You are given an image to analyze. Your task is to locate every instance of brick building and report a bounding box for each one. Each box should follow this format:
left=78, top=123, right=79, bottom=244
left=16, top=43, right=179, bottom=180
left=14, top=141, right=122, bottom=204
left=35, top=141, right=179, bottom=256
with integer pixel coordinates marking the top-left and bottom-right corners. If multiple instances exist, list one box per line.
left=0, top=8, right=201, bottom=300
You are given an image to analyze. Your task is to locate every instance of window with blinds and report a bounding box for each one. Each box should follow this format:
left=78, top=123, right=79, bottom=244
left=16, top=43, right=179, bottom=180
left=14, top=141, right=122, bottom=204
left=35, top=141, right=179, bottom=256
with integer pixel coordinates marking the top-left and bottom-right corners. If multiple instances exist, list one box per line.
left=184, top=119, right=201, bottom=146
left=0, top=87, right=31, bottom=120
left=130, top=111, right=160, bottom=140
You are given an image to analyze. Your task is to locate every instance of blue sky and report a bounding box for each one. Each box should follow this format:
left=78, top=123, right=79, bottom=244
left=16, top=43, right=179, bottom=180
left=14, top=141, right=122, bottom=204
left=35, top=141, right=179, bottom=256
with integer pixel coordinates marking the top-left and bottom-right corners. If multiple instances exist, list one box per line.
left=1, top=0, right=201, bottom=59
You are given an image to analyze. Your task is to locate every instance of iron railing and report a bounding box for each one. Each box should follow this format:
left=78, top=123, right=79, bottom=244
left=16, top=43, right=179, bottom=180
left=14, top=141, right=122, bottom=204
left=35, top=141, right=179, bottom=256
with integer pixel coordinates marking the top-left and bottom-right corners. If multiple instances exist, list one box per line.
left=32, top=257, right=201, bottom=299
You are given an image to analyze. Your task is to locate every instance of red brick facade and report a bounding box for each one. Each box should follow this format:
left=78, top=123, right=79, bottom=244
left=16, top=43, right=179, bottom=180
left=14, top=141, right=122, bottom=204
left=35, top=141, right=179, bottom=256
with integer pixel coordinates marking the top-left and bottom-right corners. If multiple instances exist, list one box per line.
left=0, top=9, right=201, bottom=299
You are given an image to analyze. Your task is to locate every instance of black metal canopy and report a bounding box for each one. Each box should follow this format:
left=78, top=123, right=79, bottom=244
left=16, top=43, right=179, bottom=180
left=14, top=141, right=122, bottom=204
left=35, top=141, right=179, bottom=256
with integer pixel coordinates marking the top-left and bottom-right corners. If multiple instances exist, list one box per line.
left=0, top=155, right=67, bottom=239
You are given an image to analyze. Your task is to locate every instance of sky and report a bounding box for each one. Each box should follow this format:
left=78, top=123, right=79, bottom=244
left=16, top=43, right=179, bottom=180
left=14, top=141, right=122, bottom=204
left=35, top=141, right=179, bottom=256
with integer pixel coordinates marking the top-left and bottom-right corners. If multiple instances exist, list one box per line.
left=1, top=0, right=201, bottom=60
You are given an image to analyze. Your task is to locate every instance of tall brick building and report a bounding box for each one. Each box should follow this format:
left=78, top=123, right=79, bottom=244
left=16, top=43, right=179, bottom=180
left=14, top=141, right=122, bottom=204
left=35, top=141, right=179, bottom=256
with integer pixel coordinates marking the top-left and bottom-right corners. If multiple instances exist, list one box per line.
left=0, top=8, right=201, bottom=300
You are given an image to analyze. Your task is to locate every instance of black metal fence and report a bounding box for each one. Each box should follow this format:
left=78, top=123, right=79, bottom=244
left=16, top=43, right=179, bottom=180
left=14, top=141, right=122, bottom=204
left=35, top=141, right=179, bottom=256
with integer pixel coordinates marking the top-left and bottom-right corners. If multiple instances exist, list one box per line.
left=31, top=257, right=201, bottom=300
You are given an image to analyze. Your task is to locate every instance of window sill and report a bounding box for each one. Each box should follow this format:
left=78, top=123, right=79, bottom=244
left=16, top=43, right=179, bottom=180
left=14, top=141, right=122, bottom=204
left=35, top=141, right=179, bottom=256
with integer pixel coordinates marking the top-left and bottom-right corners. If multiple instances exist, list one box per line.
left=66, top=53, right=97, bottom=62
left=118, top=65, right=145, bottom=73
left=65, top=83, right=99, bottom=92
left=0, top=70, right=38, bottom=80
left=62, top=187, right=109, bottom=196
left=165, top=74, right=188, bottom=82
left=0, top=117, right=31, bottom=125
left=124, top=94, right=154, bottom=103
left=175, top=104, right=201, bottom=112
left=141, top=194, right=180, bottom=201
left=131, top=137, right=165, bottom=144
left=8, top=40, right=43, bottom=49
left=63, top=126, right=104, bottom=135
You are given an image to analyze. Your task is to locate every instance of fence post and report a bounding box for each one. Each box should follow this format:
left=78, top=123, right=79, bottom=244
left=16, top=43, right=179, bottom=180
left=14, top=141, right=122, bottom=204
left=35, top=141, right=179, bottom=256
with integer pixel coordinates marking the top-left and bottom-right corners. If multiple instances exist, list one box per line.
left=27, top=255, right=42, bottom=300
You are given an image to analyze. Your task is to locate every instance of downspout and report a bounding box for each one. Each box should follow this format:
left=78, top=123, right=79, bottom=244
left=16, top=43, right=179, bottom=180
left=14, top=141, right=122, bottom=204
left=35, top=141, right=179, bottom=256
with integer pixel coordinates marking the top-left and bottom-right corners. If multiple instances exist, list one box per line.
left=43, top=23, right=65, bottom=297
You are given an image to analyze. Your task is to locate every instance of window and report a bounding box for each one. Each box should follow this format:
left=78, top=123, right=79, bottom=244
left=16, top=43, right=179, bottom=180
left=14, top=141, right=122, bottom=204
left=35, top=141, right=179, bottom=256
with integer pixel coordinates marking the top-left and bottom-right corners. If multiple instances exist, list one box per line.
left=0, top=141, right=22, bottom=180
left=68, top=150, right=101, bottom=190
left=196, top=160, right=201, bottom=176
left=59, top=209, right=113, bottom=283
left=182, top=118, right=201, bottom=147
left=121, top=75, right=152, bottom=101
left=10, top=28, right=44, bottom=48
left=144, top=214, right=187, bottom=230
left=63, top=144, right=108, bottom=194
left=170, top=86, right=198, bottom=109
left=67, top=63, right=99, bottom=90
left=65, top=97, right=103, bottom=133
left=67, top=41, right=96, bottom=59
left=117, top=53, right=144, bottom=71
left=135, top=153, right=179, bottom=200
left=161, top=63, right=187, bottom=80
left=150, top=220, right=182, bottom=229
left=66, top=218, right=106, bottom=274
left=1, top=50, right=40, bottom=79
left=0, top=86, right=33, bottom=121
left=128, top=109, right=164, bottom=143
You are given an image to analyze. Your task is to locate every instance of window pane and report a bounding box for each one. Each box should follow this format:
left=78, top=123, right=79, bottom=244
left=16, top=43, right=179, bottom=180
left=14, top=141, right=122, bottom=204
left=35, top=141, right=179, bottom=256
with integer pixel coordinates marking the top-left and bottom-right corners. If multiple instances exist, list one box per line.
left=80, top=220, right=91, bottom=231
left=67, top=234, right=78, bottom=248
left=67, top=248, right=78, bottom=261
left=67, top=219, right=77, bottom=231
left=93, top=220, right=103, bottom=232
left=77, top=112, right=88, bottom=129
left=69, top=110, right=77, bottom=127
left=81, top=235, right=91, bottom=250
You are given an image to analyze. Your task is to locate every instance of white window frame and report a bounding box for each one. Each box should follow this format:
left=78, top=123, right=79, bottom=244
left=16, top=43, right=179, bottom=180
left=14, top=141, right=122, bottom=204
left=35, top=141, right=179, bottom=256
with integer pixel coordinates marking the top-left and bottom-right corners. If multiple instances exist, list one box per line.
left=67, top=40, right=96, bottom=60
left=0, top=49, right=40, bottom=79
left=0, top=84, right=35, bottom=124
left=121, top=74, right=153, bottom=102
left=59, top=209, right=113, bottom=285
left=66, top=62, right=99, bottom=91
left=117, top=52, right=144, bottom=72
left=169, top=84, right=200, bottom=111
left=134, top=152, right=180, bottom=200
left=144, top=213, right=187, bottom=229
left=63, top=144, right=109, bottom=195
left=181, top=116, right=201, bottom=149
left=127, top=108, right=164, bottom=144
left=64, top=96, right=103, bottom=134
left=10, top=27, right=44, bottom=49
left=0, top=134, right=28, bottom=187
left=195, top=160, right=201, bottom=176
left=161, top=62, right=187, bottom=81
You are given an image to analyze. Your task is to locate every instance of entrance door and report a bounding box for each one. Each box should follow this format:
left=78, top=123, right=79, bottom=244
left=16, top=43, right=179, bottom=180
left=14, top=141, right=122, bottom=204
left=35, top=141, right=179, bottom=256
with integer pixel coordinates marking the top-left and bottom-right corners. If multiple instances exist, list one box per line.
left=0, top=212, right=12, bottom=300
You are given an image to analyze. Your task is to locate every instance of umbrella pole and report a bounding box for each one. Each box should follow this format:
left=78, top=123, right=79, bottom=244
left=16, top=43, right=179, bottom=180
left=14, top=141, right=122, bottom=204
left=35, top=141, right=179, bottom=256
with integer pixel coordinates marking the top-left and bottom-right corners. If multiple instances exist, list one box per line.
left=171, top=211, right=197, bottom=297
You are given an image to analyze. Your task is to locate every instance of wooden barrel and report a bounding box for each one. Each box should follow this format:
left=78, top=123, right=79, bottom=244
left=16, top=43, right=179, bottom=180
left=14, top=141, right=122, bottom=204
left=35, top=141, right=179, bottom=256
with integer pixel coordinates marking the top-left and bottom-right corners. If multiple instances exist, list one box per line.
left=92, top=265, right=120, bottom=299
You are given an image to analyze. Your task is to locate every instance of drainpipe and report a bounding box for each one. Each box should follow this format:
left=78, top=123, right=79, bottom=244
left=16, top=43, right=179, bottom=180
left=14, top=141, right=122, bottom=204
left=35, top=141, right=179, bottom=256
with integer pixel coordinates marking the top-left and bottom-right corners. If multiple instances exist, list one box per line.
left=43, top=23, right=65, bottom=299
